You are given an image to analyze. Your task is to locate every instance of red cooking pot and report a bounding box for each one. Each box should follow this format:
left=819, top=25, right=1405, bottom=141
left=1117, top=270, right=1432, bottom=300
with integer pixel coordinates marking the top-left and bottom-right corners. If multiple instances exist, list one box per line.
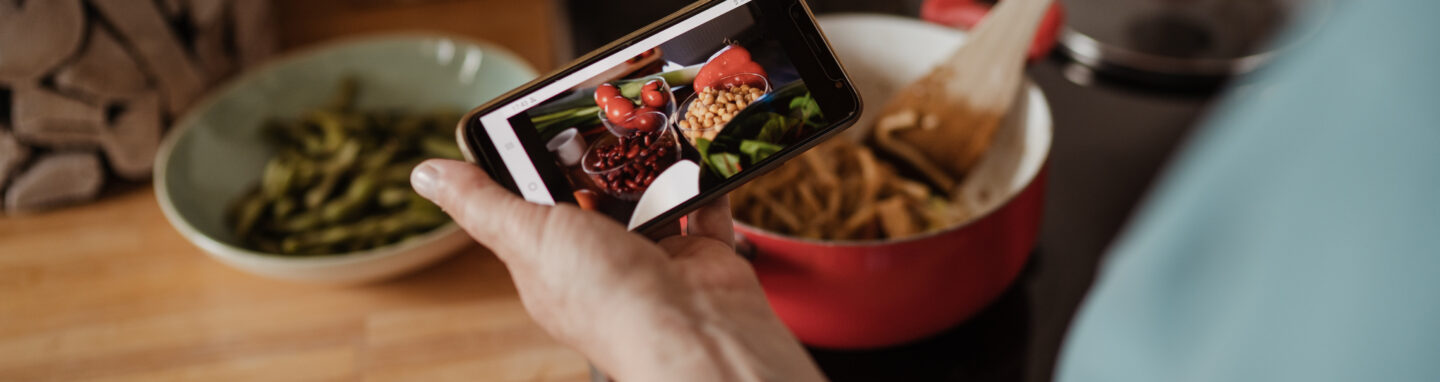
left=736, top=15, right=1054, bottom=349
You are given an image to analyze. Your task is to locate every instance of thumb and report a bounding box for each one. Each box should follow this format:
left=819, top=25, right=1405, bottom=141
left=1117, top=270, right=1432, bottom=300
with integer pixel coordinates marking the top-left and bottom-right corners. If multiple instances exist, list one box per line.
left=410, top=159, right=555, bottom=263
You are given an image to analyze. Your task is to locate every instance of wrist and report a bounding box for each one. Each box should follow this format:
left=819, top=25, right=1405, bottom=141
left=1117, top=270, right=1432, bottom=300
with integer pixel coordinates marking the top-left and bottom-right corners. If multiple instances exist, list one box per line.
left=691, top=299, right=827, bottom=382
left=591, top=307, right=731, bottom=382
left=594, top=297, right=825, bottom=382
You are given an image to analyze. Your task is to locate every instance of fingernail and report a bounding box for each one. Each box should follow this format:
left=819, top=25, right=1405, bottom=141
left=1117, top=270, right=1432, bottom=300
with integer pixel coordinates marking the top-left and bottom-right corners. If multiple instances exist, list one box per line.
left=411, top=163, right=439, bottom=199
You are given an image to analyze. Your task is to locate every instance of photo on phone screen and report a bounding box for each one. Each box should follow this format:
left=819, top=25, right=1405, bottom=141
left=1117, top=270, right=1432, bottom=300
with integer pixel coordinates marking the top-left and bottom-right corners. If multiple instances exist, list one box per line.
left=471, top=0, right=854, bottom=231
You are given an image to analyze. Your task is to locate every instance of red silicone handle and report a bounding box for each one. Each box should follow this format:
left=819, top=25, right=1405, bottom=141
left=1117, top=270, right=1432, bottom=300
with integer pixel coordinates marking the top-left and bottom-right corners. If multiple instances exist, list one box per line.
left=920, top=0, right=1066, bottom=62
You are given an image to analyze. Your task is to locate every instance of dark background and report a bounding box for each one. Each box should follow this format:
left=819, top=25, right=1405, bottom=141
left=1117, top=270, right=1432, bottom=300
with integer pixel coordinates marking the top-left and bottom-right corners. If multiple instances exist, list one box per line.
left=562, top=1, right=1217, bottom=381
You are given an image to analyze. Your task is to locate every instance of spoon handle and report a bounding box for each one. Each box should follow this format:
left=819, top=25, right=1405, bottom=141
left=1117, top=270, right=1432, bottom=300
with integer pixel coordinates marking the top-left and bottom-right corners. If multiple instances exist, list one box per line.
left=939, top=0, right=1054, bottom=111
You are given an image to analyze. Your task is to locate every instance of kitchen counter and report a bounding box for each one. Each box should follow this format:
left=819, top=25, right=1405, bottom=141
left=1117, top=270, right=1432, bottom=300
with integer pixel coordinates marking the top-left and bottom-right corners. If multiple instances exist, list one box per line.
left=0, top=188, right=588, bottom=381
left=0, top=1, right=591, bottom=381
left=2, top=0, right=1221, bottom=381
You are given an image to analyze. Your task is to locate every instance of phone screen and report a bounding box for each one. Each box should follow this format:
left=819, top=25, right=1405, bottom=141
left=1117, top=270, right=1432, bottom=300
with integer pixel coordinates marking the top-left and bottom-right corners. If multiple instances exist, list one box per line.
left=474, top=0, right=842, bottom=230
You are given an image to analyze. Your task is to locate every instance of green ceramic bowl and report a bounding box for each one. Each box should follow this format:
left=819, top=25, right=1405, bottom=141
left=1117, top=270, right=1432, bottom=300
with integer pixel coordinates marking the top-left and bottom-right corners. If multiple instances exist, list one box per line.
left=155, top=34, right=537, bottom=284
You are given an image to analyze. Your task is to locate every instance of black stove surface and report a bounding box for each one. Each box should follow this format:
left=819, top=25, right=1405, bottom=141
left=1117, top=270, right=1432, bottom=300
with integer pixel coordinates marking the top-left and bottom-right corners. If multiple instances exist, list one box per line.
left=561, top=1, right=1219, bottom=381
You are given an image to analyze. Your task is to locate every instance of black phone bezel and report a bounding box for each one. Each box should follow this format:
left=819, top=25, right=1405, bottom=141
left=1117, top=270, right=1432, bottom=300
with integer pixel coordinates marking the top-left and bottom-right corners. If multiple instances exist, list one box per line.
left=460, top=0, right=861, bottom=237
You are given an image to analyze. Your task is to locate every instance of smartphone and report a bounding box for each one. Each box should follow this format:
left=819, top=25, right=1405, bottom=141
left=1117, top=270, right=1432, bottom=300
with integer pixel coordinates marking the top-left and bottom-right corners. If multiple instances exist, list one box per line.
left=458, top=0, right=861, bottom=236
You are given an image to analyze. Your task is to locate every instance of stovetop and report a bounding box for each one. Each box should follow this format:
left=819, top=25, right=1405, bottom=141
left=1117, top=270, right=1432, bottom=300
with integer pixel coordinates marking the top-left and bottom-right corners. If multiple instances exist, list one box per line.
left=1066, top=0, right=1295, bottom=62
left=560, top=1, right=1220, bottom=381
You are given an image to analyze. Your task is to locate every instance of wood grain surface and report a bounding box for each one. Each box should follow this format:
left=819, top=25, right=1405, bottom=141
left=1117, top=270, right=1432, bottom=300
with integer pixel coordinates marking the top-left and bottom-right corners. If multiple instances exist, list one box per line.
left=1, top=1, right=588, bottom=380
left=0, top=189, right=588, bottom=381
left=276, top=0, right=565, bottom=72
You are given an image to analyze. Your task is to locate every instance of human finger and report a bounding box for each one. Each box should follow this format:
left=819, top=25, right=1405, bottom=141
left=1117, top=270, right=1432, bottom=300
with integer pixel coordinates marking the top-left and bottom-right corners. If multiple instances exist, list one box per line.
left=410, top=159, right=556, bottom=261
left=686, top=195, right=734, bottom=249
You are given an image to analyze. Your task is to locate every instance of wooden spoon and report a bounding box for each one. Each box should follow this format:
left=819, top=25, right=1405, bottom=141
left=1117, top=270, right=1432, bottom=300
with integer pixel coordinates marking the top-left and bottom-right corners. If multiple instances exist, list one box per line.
left=873, top=0, right=1054, bottom=193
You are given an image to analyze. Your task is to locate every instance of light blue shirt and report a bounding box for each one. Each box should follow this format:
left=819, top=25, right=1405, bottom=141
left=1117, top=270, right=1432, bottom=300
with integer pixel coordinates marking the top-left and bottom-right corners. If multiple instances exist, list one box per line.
left=1056, top=1, right=1440, bottom=381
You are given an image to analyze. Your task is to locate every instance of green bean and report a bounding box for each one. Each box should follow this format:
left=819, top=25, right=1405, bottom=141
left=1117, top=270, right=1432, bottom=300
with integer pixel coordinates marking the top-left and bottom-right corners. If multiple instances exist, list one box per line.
left=271, top=196, right=297, bottom=220
left=378, top=186, right=411, bottom=208
left=227, top=77, right=460, bottom=255
left=229, top=191, right=267, bottom=239
left=275, top=209, right=324, bottom=232
left=305, top=170, right=342, bottom=209
left=260, top=157, right=295, bottom=198
left=320, top=173, right=379, bottom=224
left=361, top=142, right=400, bottom=170
left=328, top=140, right=363, bottom=170
left=282, top=225, right=354, bottom=254
left=291, top=160, right=318, bottom=190
left=307, top=111, right=348, bottom=155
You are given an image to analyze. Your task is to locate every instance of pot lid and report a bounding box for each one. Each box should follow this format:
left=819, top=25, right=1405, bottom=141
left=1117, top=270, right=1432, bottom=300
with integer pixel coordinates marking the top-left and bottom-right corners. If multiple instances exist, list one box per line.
left=1058, top=0, right=1310, bottom=81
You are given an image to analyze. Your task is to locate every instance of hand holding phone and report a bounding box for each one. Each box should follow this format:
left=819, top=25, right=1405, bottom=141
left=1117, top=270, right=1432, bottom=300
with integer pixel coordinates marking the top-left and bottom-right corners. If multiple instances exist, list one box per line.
left=410, top=158, right=828, bottom=382
left=459, top=0, right=861, bottom=236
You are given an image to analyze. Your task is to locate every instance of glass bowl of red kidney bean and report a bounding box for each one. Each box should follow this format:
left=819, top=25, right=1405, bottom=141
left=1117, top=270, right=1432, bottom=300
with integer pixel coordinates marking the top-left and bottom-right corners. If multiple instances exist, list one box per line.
left=580, top=125, right=682, bottom=201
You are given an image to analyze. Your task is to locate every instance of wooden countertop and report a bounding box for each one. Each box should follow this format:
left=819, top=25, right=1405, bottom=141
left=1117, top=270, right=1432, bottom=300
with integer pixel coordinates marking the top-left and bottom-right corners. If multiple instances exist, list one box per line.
left=1, top=1, right=589, bottom=380
left=274, top=0, right=565, bottom=70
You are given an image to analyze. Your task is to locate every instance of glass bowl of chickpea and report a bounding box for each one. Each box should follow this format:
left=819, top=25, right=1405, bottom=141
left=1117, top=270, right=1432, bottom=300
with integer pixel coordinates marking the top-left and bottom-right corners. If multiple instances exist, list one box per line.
left=674, top=73, right=771, bottom=146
